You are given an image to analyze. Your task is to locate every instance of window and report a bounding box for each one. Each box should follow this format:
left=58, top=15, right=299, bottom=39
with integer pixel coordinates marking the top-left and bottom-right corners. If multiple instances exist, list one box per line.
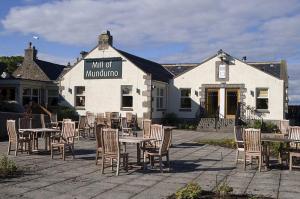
left=156, top=87, right=165, bottom=110
left=22, top=88, right=39, bottom=105
left=256, top=88, right=268, bottom=110
left=180, top=88, right=191, bottom=109
left=48, top=89, right=59, bottom=106
left=121, top=85, right=133, bottom=108
left=75, top=86, right=85, bottom=108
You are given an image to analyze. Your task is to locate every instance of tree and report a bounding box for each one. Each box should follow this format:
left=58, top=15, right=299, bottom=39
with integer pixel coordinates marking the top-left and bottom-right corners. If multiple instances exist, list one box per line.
left=0, top=56, right=24, bottom=74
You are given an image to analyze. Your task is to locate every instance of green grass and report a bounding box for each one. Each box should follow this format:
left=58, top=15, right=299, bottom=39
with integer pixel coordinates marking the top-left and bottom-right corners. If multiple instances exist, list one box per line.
left=198, top=139, right=236, bottom=149
left=0, top=155, right=18, bottom=178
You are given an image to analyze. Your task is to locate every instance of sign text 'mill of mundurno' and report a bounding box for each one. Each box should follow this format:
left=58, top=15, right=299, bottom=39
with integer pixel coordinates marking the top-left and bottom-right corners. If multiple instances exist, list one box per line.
left=84, top=58, right=122, bottom=79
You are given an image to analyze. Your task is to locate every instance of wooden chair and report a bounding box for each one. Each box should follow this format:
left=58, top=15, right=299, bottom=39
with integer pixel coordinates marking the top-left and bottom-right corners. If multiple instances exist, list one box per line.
left=76, top=115, right=86, bottom=140
left=234, top=126, right=244, bottom=164
left=111, top=112, right=120, bottom=129
left=7, top=120, right=32, bottom=156
left=100, top=128, right=128, bottom=176
left=96, top=113, right=106, bottom=126
left=121, top=117, right=136, bottom=136
left=105, top=112, right=112, bottom=128
left=150, top=124, right=163, bottom=148
left=243, top=128, right=263, bottom=172
left=51, top=121, right=75, bottom=160
left=50, top=113, right=59, bottom=129
left=86, top=112, right=96, bottom=138
left=144, top=129, right=172, bottom=172
left=126, top=112, right=133, bottom=126
left=95, top=124, right=103, bottom=165
left=289, top=126, right=300, bottom=170
left=142, top=119, right=152, bottom=138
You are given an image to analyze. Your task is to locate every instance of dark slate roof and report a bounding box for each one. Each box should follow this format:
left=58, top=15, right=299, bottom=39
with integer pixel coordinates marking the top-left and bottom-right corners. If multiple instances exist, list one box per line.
left=162, top=63, right=199, bottom=76
left=35, top=59, right=65, bottom=80
left=115, top=49, right=173, bottom=82
left=247, top=62, right=281, bottom=79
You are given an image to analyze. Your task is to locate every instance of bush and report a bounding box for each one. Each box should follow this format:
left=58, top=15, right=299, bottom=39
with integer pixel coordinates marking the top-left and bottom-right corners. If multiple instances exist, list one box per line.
left=0, top=155, right=18, bottom=178
left=247, top=120, right=279, bottom=133
left=216, top=181, right=233, bottom=197
left=175, top=183, right=202, bottom=199
left=162, top=113, right=179, bottom=126
left=0, top=101, right=25, bottom=113
left=55, top=106, right=79, bottom=121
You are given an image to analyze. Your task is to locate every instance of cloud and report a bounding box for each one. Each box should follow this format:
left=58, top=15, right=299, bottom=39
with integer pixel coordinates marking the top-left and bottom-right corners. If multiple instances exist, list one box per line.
left=1, top=0, right=300, bottom=103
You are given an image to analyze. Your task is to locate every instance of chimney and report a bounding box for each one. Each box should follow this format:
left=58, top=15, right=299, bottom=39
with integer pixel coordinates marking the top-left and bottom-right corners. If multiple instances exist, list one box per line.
left=242, top=56, right=247, bottom=62
left=98, top=30, right=113, bottom=50
left=24, top=42, right=37, bottom=61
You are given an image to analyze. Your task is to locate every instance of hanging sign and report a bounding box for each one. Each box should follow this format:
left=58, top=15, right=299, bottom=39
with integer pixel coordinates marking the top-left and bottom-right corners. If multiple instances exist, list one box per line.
left=84, top=57, right=122, bottom=79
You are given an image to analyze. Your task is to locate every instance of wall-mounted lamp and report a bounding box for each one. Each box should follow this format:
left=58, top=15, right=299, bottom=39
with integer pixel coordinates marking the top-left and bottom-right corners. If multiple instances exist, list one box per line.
left=195, top=91, right=199, bottom=96
left=136, top=88, right=140, bottom=94
left=68, top=88, right=72, bottom=94
left=250, top=90, right=254, bottom=97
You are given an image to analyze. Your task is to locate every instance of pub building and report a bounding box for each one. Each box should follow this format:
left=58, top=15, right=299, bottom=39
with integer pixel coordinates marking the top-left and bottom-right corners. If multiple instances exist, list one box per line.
left=1, top=31, right=289, bottom=128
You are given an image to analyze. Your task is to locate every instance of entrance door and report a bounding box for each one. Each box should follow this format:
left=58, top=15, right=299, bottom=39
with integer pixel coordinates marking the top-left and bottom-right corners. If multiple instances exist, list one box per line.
left=225, top=89, right=239, bottom=118
left=206, top=89, right=219, bottom=117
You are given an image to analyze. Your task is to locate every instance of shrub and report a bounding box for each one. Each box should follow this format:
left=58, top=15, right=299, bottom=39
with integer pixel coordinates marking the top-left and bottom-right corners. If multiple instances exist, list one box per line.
left=162, top=113, right=179, bottom=126
left=216, top=181, right=233, bottom=197
left=0, top=155, right=18, bottom=178
left=55, top=106, right=79, bottom=121
left=247, top=120, right=279, bottom=133
left=175, top=183, right=202, bottom=199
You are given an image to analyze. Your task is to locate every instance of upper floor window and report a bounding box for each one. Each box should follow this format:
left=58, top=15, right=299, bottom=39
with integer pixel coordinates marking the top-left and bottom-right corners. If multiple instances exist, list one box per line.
left=180, top=88, right=191, bottom=109
left=156, top=87, right=165, bottom=110
left=256, top=88, right=268, bottom=110
left=22, top=88, right=39, bottom=105
left=75, top=86, right=85, bottom=108
left=121, top=85, right=133, bottom=108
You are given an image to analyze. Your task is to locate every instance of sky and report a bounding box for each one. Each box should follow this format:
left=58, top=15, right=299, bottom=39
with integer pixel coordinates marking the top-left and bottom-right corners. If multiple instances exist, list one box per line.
left=0, top=0, right=300, bottom=104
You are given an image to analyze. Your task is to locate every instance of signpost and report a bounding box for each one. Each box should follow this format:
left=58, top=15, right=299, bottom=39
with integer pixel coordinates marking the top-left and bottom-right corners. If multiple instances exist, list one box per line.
left=84, top=57, right=122, bottom=79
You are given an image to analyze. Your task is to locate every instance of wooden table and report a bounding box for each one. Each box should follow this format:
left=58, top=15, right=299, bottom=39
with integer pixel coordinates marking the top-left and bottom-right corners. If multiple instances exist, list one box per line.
left=119, top=137, right=155, bottom=165
left=262, top=137, right=298, bottom=168
left=19, top=128, right=61, bottom=151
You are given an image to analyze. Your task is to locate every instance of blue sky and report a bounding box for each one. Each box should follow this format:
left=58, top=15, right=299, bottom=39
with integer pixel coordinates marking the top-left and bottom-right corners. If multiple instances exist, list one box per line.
left=1, top=0, right=300, bottom=104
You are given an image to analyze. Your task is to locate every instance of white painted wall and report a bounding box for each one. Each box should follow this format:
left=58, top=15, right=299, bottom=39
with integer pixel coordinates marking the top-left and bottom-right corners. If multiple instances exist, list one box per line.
left=168, top=56, right=284, bottom=120
left=60, top=46, right=148, bottom=118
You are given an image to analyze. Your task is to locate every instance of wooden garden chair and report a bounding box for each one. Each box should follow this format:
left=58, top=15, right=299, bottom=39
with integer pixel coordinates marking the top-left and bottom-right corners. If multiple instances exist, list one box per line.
left=126, top=112, right=133, bottom=127
left=111, top=112, right=120, bottom=128
left=76, top=115, right=87, bottom=140
left=289, top=126, right=300, bottom=170
left=143, top=129, right=172, bottom=172
left=95, top=124, right=103, bottom=165
left=50, top=113, right=59, bottom=129
left=7, top=120, right=32, bottom=156
left=234, top=126, right=244, bottom=164
left=121, top=117, right=136, bottom=136
left=105, top=112, right=112, bottom=128
left=96, top=113, right=106, bottom=126
left=51, top=121, right=75, bottom=160
left=243, top=128, right=263, bottom=172
left=86, top=112, right=96, bottom=138
left=100, top=128, right=128, bottom=176
left=142, top=119, right=152, bottom=138
left=150, top=124, right=163, bottom=148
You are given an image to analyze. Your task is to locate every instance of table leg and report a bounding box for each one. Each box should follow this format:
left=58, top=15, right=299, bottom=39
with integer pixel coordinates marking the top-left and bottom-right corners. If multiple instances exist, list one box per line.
left=137, top=143, right=141, bottom=165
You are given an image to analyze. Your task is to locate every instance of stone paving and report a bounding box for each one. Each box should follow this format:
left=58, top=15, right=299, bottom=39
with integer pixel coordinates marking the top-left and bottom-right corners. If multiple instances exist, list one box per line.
left=0, top=130, right=299, bottom=199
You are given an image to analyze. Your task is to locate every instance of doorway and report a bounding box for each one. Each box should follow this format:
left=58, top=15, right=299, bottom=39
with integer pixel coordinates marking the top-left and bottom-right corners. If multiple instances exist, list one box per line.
left=225, top=89, right=240, bottom=118
left=206, top=89, right=219, bottom=117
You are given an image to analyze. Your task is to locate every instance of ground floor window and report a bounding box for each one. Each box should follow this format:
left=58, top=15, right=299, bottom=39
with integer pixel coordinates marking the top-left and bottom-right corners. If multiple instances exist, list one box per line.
left=256, top=88, right=268, bottom=110
left=121, top=85, right=133, bottom=108
left=156, top=87, right=165, bottom=110
left=48, top=89, right=59, bottom=106
left=180, top=88, right=191, bottom=109
left=0, top=87, right=15, bottom=101
left=22, top=88, right=39, bottom=105
left=75, top=86, right=85, bottom=108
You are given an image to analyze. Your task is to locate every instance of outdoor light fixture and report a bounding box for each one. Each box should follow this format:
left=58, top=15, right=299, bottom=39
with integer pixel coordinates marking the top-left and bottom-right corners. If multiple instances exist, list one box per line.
left=136, top=88, right=140, bottom=94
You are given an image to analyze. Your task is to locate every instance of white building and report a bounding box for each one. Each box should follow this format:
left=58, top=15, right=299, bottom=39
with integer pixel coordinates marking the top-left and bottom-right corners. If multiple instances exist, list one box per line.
left=60, top=31, right=288, bottom=126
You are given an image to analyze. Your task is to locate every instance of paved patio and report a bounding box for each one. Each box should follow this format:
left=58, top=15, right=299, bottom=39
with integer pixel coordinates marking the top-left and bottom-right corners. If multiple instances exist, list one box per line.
left=0, top=130, right=299, bottom=199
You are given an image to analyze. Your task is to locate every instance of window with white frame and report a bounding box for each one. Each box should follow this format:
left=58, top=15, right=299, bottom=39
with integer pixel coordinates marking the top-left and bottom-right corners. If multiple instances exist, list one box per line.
left=75, top=86, right=85, bottom=108
left=156, top=87, right=165, bottom=110
left=256, top=88, right=268, bottom=110
left=22, top=88, right=39, bottom=105
left=180, top=88, right=191, bottom=109
left=48, top=89, right=59, bottom=106
left=121, top=85, right=133, bottom=108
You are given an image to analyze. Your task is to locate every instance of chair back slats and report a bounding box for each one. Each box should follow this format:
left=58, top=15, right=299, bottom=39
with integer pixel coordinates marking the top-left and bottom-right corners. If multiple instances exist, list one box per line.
left=288, top=126, right=300, bottom=148
left=234, top=126, right=244, bottom=149
left=62, top=121, right=76, bottom=143
left=50, top=113, right=58, bottom=123
left=95, top=124, right=103, bottom=149
left=96, top=113, right=105, bottom=125
left=7, top=120, right=17, bottom=143
left=121, top=117, right=128, bottom=129
left=19, top=117, right=32, bottom=129
left=243, top=128, right=261, bottom=153
left=111, top=112, right=119, bottom=119
left=159, top=129, right=172, bottom=155
left=86, top=112, right=95, bottom=127
left=126, top=112, right=132, bottom=124
left=142, top=119, right=152, bottom=138
left=105, top=112, right=112, bottom=127
left=78, top=115, right=86, bottom=129
left=101, top=128, right=119, bottom=155
left=150, top=124, right=163, bottom=143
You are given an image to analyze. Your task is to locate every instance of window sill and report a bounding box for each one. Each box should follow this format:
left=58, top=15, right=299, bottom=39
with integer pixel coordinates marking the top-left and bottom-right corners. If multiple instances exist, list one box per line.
left=75, top=107, right=85, bottom=110
left=256, top=109, right=270, bottom=113
left=121, top=107, right=133, bottom=111
left=179, top=108, right=192, bottom=112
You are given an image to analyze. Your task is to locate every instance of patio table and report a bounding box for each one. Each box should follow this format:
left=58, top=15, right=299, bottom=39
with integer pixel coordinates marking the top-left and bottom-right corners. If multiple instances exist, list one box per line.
left=119, top=137, right=155, bottom=165
left=262, top=137, right=299, bottom=168
left=19, top=128, right=61, bottom=151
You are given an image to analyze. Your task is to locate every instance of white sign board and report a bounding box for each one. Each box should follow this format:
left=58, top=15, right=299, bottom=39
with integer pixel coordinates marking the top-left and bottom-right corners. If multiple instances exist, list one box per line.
left=219, top=64, right=226, bottom=78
